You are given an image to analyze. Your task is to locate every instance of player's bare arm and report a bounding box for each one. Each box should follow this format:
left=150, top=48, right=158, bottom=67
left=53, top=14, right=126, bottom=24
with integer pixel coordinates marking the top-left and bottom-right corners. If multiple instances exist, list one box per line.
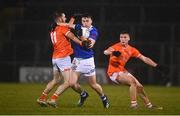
left=139, top=55, right=157, bottom=67
left=104, top=47, right=115, bottom=55
left=80, top=36, right=87, bottom=41
left=69, top=17, right=75, bottom=25
left=57, top=22, right=69, bottom=26
left=66, top=32, right=82, bottom=45
left=66, top=32, right=91, bottom=48
left=57, top=23, right=75, bottom=29
left=57, top=17, right=75, bottom=27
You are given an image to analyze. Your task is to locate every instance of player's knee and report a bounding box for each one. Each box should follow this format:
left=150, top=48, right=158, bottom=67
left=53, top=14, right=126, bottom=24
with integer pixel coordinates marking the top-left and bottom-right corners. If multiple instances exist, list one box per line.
left=71, top=83, right=80, bottom=90
left=137, top=84, right=144, bottom=90
left=63, top=81, right=70, bottom=87
left=69, top=82, right=74, bottom=87
left=130, top=79, right=137, bottom=86
left=69, top=81, right=76, bottom=87
left=52, top=78, right=60, bottom=85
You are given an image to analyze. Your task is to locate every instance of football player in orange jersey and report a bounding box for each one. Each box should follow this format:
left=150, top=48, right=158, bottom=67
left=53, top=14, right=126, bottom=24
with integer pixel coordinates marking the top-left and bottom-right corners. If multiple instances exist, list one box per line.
left=37, top=11, right=90, bottom=108
left=104, top=31, right=163, bottom=109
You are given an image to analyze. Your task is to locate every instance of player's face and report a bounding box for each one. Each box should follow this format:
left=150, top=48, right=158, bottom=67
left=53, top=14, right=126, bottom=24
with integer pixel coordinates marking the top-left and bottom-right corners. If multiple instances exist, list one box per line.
left=81, top=17, right=92, bottom=28
left=60, top=13, right=67, bottom=23
left=56, top=13, right=67, bottom=23
left=120, top=34, right=130, bottom=45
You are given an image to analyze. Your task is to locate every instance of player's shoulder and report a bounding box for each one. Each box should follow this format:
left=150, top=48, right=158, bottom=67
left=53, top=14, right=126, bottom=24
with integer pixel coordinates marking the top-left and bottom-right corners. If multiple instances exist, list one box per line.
left=128, top=44, right=134, bottom=48
left=88, top=25, right=97, bottom=32
left=91, top=26, right=97, bottom=31
left=56, top=25, right=68, bottom=29
left=75, top=23, right=81, bottom=28
left=128, top=44, right=139, bottom=51
left=113, top=43, right=119, bottom=46
left=89, top=26, right=98, bottom=37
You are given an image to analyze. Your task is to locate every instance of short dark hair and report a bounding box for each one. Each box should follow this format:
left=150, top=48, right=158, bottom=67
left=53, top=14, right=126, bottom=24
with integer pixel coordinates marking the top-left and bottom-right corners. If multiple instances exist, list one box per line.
left=49, top=10, right=64, bottom=32
left=82, top=13, right=93, bottom=19
left=120, top=31, right=130, bottom=35
left=52, top=10, right=64, bottom=21
left=120, top=30, right=132, bottom=39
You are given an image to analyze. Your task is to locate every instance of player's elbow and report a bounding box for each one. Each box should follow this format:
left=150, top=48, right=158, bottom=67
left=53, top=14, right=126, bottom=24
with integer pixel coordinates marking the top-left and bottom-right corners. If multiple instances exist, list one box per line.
left=140, top=55, right=147, bottom=62
left=104, top=50, right=110, bottom=55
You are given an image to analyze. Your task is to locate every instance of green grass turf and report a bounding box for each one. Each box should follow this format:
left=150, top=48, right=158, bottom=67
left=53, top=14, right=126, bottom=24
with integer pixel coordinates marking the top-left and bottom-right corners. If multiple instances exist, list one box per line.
left=0, top=83, right=180, bottom=115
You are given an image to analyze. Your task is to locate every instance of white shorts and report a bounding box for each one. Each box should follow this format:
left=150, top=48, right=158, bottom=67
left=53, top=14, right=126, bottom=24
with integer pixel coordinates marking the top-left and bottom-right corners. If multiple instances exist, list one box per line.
left=52, top=56, right=71, bottom=72
left=109, top=72, right=133, bottom=84
left=72, top=57, right=96, bottom=76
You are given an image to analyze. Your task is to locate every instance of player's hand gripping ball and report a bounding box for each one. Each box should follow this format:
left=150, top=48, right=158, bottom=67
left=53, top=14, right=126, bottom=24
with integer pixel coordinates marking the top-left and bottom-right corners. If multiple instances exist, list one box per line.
left=82, top=39, right=91, bottom=48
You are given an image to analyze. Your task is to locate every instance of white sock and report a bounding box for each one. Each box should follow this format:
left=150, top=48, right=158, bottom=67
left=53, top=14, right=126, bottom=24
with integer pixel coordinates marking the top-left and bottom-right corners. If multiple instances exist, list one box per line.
left=131, top=101, right=138, bottom=107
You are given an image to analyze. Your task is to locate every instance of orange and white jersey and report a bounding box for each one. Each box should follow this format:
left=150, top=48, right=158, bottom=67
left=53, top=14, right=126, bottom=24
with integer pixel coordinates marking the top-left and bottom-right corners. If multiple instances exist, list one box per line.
left=107, top=43, right=142, bottom=76
left=50, top=25, right=73, bottom=58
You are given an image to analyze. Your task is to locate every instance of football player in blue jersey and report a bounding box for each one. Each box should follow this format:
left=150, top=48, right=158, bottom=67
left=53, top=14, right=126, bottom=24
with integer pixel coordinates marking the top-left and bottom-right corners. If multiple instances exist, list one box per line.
left=68, top=13, right=110, bottom=108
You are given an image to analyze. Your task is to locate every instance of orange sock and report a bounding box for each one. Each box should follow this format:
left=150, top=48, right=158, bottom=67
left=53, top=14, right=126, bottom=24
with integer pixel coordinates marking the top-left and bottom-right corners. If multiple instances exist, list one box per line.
left=39, top=92, right=47, bottom=100
left=51, top=93, right=58, bottom=100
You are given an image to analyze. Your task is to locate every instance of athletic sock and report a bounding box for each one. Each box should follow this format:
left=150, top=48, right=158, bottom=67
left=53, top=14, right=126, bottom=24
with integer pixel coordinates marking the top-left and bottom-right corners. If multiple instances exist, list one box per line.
left=80, top=91, right=87, bottom=97
left=39, top=92, right=47, bottom=100
left=51, top=93, right=58, bottom=101
left=100, top=95, right=107, bottom=101
left=131, top=101, right=138, bottom=107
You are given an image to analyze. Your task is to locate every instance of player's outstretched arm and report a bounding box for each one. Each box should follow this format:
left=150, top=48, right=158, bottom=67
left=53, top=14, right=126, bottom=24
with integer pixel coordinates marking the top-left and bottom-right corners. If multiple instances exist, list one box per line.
left=66, top=32, right=91, bottom=48
left=104, top=47, right=115, bottom=55
left=66, top=31, right=82, bottom=45
left=139, top=55, right=157, bottom=67
left=104, top=47, right=113, bottom=55
left=139, top=55, right=169, bottom=78
left=104, top=47, right=121, bottom=57
left=57, top=22, right=75, bottom=28
left=69, top=17, right=75, bottom=25
left=56, top=17, right=75, bottom=28
left=68, top=13, right=83, bottom=29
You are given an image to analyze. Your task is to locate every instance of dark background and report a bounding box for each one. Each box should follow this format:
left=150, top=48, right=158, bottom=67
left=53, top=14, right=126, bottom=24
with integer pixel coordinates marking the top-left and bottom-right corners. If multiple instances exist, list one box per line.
left=0, top=0, right=180, bottom=85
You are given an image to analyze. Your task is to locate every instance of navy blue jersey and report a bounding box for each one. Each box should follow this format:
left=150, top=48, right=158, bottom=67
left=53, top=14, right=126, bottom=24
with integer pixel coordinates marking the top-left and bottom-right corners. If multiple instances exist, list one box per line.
left=72, top=24, right=98, bottom=59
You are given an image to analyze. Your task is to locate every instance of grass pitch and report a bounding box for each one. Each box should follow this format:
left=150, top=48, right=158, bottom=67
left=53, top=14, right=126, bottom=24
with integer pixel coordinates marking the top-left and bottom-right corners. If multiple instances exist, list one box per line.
left=0, top=83, right=180, bottom=115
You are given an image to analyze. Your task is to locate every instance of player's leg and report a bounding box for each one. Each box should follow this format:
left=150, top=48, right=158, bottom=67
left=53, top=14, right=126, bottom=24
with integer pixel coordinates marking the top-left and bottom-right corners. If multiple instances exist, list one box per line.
left=69, top=71, right=89, bottom=107
left=37, top=69, right=61, bottom=107
left=44, top=70, right=62, bottom=95
left=47, top=56, right=72, bottom=108
left=69, top=71, right=81, bottom=93
left=87, top=75, right=110, bottom=108
left=47, top=70, right=70, bottom=108
left=70, top=58, right=89, bottom=107
left=131, top=75, right=161, bottom=109
left=130, top=75, right=152, bottom=108
left=132, top=75, right=163, bottom=109
left=114, top=72, right=138, bottom=108
left=87, top=75, right=103, bottom=96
